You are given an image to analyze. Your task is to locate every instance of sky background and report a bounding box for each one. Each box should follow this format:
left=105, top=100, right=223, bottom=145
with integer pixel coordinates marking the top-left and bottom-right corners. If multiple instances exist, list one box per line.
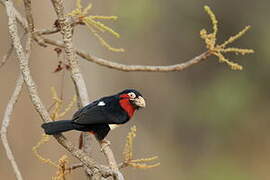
left=0, top=0, right=270, bottom=179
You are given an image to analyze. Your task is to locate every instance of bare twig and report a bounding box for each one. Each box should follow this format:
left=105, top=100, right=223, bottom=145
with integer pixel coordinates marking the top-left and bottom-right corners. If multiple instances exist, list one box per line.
left=22, top=0, right=35, bottom=32
left=4, top=1, right=111, bottom=179
left=0, top=33, right=26, bottom=70
left=0, top=0, right=28, bottom=30
left=35, top=27, right=60, bottom=35
left=0, top=31, right=31, bottom=180
left=34, top=21, right=83, bottom=36
left=1, top=75, right=24, bottom=180
left=0, top=44, right=14, bottom=69
left=41, top=37, right=211, bottom=72
left=66, top=162, right=84, bottom=171
left=78, top=50, right=211, bottom=72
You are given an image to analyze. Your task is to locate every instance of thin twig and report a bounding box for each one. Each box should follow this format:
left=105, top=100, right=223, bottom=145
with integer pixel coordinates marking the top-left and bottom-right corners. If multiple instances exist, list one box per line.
left=1, top=75, right=24, bottom=180
left=23, top=0, right=35, bottom=32
left=0, top=31, right=31, bottom=180
left=35, top=27, right=60, bottom=35
left=0, top=0, right=28, bottom=30
left=0, top=44, right=14, bottom=69
left=0, top=33, right=26, bottom=70
left=34, top=21, right=83, bottom=36
left=41, top=37, right=211, bottom=72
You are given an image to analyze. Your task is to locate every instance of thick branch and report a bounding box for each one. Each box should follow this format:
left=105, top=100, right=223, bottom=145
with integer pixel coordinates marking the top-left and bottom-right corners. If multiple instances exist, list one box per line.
left=41, top=37, right=211, bottom=72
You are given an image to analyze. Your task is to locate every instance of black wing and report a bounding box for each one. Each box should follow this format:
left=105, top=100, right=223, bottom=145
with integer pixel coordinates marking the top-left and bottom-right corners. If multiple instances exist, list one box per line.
left=72, top=96, right=129, bottom=125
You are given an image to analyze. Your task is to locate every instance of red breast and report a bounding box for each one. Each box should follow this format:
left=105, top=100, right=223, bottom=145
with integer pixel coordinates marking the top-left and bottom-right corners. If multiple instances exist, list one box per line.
left=119, top=94, right=136, bottom=118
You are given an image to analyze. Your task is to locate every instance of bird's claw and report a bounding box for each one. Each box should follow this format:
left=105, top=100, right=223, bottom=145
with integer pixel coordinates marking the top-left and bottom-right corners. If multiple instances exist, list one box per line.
left=100, top=140, right=111, bottom=152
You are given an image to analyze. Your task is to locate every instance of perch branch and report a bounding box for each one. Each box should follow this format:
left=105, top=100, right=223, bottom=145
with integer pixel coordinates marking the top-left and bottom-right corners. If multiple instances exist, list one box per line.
left=40, top=37, right=211, bottom=72
left=4, top=1, right=112, bottom=179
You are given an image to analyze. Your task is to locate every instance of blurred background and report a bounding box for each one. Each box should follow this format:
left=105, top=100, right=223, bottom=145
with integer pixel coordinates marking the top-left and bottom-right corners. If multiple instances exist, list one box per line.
left=0, top=0, right=269, bottom=179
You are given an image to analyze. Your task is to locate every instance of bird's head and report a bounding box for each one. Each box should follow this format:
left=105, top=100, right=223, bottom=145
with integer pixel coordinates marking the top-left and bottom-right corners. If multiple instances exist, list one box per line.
left=118, top=89, right=145, bottom=118
left=118, top=89, right=146, bottom=110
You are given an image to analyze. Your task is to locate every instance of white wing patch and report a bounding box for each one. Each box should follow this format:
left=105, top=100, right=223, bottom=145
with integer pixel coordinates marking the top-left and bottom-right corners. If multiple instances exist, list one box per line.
left=97, top=101, right=106, bottom=106
left=109, top=124, right=120, bottom=130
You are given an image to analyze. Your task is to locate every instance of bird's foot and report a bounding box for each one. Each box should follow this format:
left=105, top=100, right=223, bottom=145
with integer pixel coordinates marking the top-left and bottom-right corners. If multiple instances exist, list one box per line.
left=100, top=140, right=111, bottom=152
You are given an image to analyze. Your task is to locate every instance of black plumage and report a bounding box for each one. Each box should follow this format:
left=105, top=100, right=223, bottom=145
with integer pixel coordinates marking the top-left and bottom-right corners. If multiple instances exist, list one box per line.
left=41, top=89, right=145, bottom=140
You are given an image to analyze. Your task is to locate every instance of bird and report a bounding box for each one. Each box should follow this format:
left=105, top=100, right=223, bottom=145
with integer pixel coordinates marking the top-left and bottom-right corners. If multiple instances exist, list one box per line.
left=41, top=89, right=146, bottom=141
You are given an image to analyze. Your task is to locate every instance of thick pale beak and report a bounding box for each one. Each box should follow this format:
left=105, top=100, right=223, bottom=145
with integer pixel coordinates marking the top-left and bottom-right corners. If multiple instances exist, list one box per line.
left=131, top=96, right=146, bottom=109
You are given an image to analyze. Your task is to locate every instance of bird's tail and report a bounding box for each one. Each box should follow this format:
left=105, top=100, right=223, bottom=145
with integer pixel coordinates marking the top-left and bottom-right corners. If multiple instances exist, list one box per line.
left=41, top=120, right=74, bottom=135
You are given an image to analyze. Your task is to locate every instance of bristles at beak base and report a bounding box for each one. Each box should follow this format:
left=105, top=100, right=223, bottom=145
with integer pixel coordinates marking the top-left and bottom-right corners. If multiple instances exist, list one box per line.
left=132, top=96, right=146, bottom=108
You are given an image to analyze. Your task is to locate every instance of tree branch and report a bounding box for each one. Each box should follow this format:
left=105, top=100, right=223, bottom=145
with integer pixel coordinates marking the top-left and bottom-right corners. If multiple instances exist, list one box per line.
left=22, top=0, right=35, bottom=32
left=41, top=37, right=211, bottom=72
left=0, top=0, right=28, bottom=30
left=1, top=75, right=24, bottom=180
left=0, top=43, right=14, bottom=69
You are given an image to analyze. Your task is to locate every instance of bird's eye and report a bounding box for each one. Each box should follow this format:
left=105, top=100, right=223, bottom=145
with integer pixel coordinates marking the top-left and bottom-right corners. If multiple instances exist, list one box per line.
left=128, top=92, right=136, bottom=99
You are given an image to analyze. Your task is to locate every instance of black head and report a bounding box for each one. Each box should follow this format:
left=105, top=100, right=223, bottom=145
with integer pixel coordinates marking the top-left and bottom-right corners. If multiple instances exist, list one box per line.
left=118, top=89, right=143, bottom=97
left=117, top=89, right=146, bottom=109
